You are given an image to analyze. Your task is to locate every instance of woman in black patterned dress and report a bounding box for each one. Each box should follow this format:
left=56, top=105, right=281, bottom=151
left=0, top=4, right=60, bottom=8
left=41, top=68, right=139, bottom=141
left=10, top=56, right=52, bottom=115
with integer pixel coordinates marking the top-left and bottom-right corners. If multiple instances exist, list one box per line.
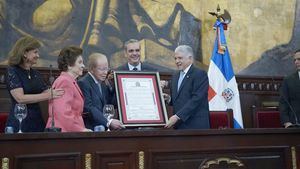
left=5, top=36, right=64, bottom=132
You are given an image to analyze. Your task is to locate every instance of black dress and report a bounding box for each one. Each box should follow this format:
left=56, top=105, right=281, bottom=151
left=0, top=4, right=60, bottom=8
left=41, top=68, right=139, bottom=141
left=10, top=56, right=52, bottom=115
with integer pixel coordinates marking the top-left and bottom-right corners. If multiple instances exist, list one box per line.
left=5, top=66, right=48, bottom=132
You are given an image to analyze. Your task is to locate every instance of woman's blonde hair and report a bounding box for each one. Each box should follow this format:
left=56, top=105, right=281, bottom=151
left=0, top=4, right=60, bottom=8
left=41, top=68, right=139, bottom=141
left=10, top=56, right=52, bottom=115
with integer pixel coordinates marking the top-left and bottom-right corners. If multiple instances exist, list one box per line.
left=8, top=36, right=41, bottom=66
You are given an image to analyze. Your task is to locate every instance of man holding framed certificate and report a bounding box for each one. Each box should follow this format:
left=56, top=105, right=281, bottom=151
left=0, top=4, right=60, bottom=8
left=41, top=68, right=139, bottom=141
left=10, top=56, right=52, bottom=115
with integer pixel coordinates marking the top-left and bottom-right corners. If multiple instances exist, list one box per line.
left=164, top=45, right=210, bottom=129
left=78, top=53, right=124, bottom=131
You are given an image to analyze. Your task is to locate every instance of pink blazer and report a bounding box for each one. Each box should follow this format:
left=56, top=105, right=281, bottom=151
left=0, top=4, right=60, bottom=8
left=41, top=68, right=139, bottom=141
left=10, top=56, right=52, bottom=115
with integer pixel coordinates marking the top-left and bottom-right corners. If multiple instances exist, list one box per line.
left=46, top=72, right=85, bottom=132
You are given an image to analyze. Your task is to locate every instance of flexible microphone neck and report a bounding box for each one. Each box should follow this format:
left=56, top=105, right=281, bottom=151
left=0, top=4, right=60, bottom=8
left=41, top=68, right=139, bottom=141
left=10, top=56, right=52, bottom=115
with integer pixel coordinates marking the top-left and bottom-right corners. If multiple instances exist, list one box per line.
left=50, top=87, right=55, bottom=127
left=45, top=65, right=61, bottom=132
left=49, top=64, right=54, bottom=85
left=105, top=70, right=114, bottom=92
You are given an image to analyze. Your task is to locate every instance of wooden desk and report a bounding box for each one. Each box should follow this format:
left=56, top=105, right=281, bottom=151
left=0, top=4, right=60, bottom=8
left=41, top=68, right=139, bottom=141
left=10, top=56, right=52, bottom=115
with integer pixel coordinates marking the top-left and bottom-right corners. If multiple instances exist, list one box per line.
left=0, top=129, right=299, bottom=169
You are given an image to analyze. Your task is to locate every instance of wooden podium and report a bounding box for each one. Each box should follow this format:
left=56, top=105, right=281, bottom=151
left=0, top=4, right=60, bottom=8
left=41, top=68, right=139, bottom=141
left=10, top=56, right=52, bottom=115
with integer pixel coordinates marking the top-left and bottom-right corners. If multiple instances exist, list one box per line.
left=0, top=129, right=299, bottom=169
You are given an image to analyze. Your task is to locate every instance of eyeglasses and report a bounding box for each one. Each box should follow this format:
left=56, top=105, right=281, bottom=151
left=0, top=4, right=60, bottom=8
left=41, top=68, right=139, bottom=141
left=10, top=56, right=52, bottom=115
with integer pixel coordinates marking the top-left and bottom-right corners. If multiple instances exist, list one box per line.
left=96, top=67, right=109, bottom=72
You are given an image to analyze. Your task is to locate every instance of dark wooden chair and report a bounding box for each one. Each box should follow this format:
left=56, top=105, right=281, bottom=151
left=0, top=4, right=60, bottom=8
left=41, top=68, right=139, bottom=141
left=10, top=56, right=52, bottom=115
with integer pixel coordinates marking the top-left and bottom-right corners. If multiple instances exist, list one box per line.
left=252, top=106, right=281, bottom=128
left=0, top=112, right=9, bottom=133
left=209, top=109, right=233, bottom=129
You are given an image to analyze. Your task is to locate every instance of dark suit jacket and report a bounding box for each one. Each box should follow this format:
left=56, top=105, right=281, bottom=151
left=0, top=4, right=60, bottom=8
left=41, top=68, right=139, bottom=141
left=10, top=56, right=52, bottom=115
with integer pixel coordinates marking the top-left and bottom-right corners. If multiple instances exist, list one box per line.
left=116, top=62, right=157, bottom=71
left=78, top=73, right=114, bottom=130
left=279, top=71, right=300, bottom=124
left=170, top=65, right=210, bottom=129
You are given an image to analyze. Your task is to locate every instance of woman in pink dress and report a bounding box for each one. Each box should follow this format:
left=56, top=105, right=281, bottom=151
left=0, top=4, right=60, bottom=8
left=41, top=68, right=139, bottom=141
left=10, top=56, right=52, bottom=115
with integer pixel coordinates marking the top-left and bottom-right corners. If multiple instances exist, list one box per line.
left=46, top=46, right=91, bottom=132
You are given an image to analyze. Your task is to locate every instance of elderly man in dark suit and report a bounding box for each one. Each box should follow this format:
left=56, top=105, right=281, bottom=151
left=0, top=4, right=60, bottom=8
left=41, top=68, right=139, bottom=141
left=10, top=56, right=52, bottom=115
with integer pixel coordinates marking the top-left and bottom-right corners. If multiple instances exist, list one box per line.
left=279, top=50, right=300, bottom=128
left=116, top=39, right=156, bottom=71
left=165, top=45, right=210, bottom=129
left=78, top=53, right=124, bottom=131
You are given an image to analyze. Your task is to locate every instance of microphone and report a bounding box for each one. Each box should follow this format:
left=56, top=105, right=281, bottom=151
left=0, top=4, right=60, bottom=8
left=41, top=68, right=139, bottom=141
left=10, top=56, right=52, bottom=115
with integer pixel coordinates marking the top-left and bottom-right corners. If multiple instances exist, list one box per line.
left=275, top=76, right=300, bottom=128
left=45, top=65, right=62, bottom=132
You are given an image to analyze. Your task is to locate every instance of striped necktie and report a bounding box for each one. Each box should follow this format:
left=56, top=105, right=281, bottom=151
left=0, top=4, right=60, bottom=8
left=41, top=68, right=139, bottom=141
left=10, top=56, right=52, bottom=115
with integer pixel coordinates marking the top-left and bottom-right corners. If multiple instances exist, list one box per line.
left=97, top=82, right=106, bottom=103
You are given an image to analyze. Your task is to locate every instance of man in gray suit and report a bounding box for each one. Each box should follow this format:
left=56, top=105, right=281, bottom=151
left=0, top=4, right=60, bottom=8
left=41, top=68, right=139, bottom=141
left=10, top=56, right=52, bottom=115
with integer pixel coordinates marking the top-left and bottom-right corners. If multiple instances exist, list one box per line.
left=78, top=53, right=124, bottom=131
left=165, top=45, right=210, bottom=129
left=279, top=50, right=300, bottom=128
left=116, top=39, right=156, bottom=71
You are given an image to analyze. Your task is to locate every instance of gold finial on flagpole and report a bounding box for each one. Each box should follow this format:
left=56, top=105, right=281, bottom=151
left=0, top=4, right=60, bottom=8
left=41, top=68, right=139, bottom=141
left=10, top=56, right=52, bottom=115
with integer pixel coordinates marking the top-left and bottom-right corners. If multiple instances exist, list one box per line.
left=208, top=4, right=231, bottom=25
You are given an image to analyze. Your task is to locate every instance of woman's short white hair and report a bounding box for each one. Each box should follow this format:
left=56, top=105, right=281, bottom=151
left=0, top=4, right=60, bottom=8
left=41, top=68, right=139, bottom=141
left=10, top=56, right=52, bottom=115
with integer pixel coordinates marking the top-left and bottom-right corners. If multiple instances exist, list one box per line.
left=174, top=45, right=194, bottom=59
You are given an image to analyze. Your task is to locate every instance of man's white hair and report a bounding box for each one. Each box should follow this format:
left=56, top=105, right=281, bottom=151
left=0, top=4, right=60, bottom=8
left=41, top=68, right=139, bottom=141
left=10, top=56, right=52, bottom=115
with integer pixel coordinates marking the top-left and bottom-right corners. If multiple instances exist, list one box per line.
left=174, top=45, right=194, bottom=59
left=88, top=53, right=107, bottom=71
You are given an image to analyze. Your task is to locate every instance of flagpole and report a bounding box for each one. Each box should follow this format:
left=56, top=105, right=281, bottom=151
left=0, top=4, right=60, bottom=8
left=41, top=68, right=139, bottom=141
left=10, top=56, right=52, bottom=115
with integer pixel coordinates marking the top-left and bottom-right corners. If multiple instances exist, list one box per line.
left=208, top=5, right=244, bottom=129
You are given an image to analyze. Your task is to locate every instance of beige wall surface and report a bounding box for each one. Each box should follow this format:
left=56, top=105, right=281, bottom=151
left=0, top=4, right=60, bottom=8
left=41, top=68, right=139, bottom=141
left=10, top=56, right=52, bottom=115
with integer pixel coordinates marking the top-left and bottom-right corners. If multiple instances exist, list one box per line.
left=139, top=0, right=295, bottom=72
left=0, top=0, right=296, bottom=73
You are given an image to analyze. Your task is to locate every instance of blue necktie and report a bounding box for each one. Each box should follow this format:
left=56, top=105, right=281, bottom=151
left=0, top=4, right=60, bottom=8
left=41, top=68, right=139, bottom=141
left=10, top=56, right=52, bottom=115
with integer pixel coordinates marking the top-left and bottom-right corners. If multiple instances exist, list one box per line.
left=97, top=82, right=102, bottom=95
left=177, top=71, right=185, bottom=91
left=97, top=82, right=106, bottom=103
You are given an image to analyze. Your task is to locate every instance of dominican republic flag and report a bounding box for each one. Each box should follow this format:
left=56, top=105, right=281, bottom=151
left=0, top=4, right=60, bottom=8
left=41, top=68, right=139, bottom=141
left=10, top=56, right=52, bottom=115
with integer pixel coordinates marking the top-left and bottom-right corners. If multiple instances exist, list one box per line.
left=207, top=19, right=244, bottom=129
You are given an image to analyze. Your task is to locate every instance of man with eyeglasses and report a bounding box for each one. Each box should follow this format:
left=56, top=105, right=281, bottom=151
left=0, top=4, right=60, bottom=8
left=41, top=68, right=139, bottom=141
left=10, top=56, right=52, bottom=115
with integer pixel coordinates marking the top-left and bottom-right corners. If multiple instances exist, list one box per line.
left=78, top=53, right=124, bottom=131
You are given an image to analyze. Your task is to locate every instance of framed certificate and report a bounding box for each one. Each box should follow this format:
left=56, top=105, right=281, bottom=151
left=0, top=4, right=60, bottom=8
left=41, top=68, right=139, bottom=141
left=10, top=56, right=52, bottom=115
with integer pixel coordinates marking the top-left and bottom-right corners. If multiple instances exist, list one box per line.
left=114, top=71, right=168, bottom=127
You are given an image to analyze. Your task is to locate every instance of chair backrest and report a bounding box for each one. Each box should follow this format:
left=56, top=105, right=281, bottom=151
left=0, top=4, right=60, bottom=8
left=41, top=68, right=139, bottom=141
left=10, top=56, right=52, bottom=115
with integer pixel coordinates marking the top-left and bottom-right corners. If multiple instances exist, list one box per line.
left=0, top=113, right=9, bottom=133
left=252, top=105, right=281, bottom=128
left=209, top=109, right=233, bottom=129
left=254, top=110, right=281, bottom=128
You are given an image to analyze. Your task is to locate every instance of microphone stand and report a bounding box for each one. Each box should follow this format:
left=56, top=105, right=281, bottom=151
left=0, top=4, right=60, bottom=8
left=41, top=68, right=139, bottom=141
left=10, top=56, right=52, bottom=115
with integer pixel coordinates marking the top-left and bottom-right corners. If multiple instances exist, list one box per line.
left=45, top=65, right=62, bottom=132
